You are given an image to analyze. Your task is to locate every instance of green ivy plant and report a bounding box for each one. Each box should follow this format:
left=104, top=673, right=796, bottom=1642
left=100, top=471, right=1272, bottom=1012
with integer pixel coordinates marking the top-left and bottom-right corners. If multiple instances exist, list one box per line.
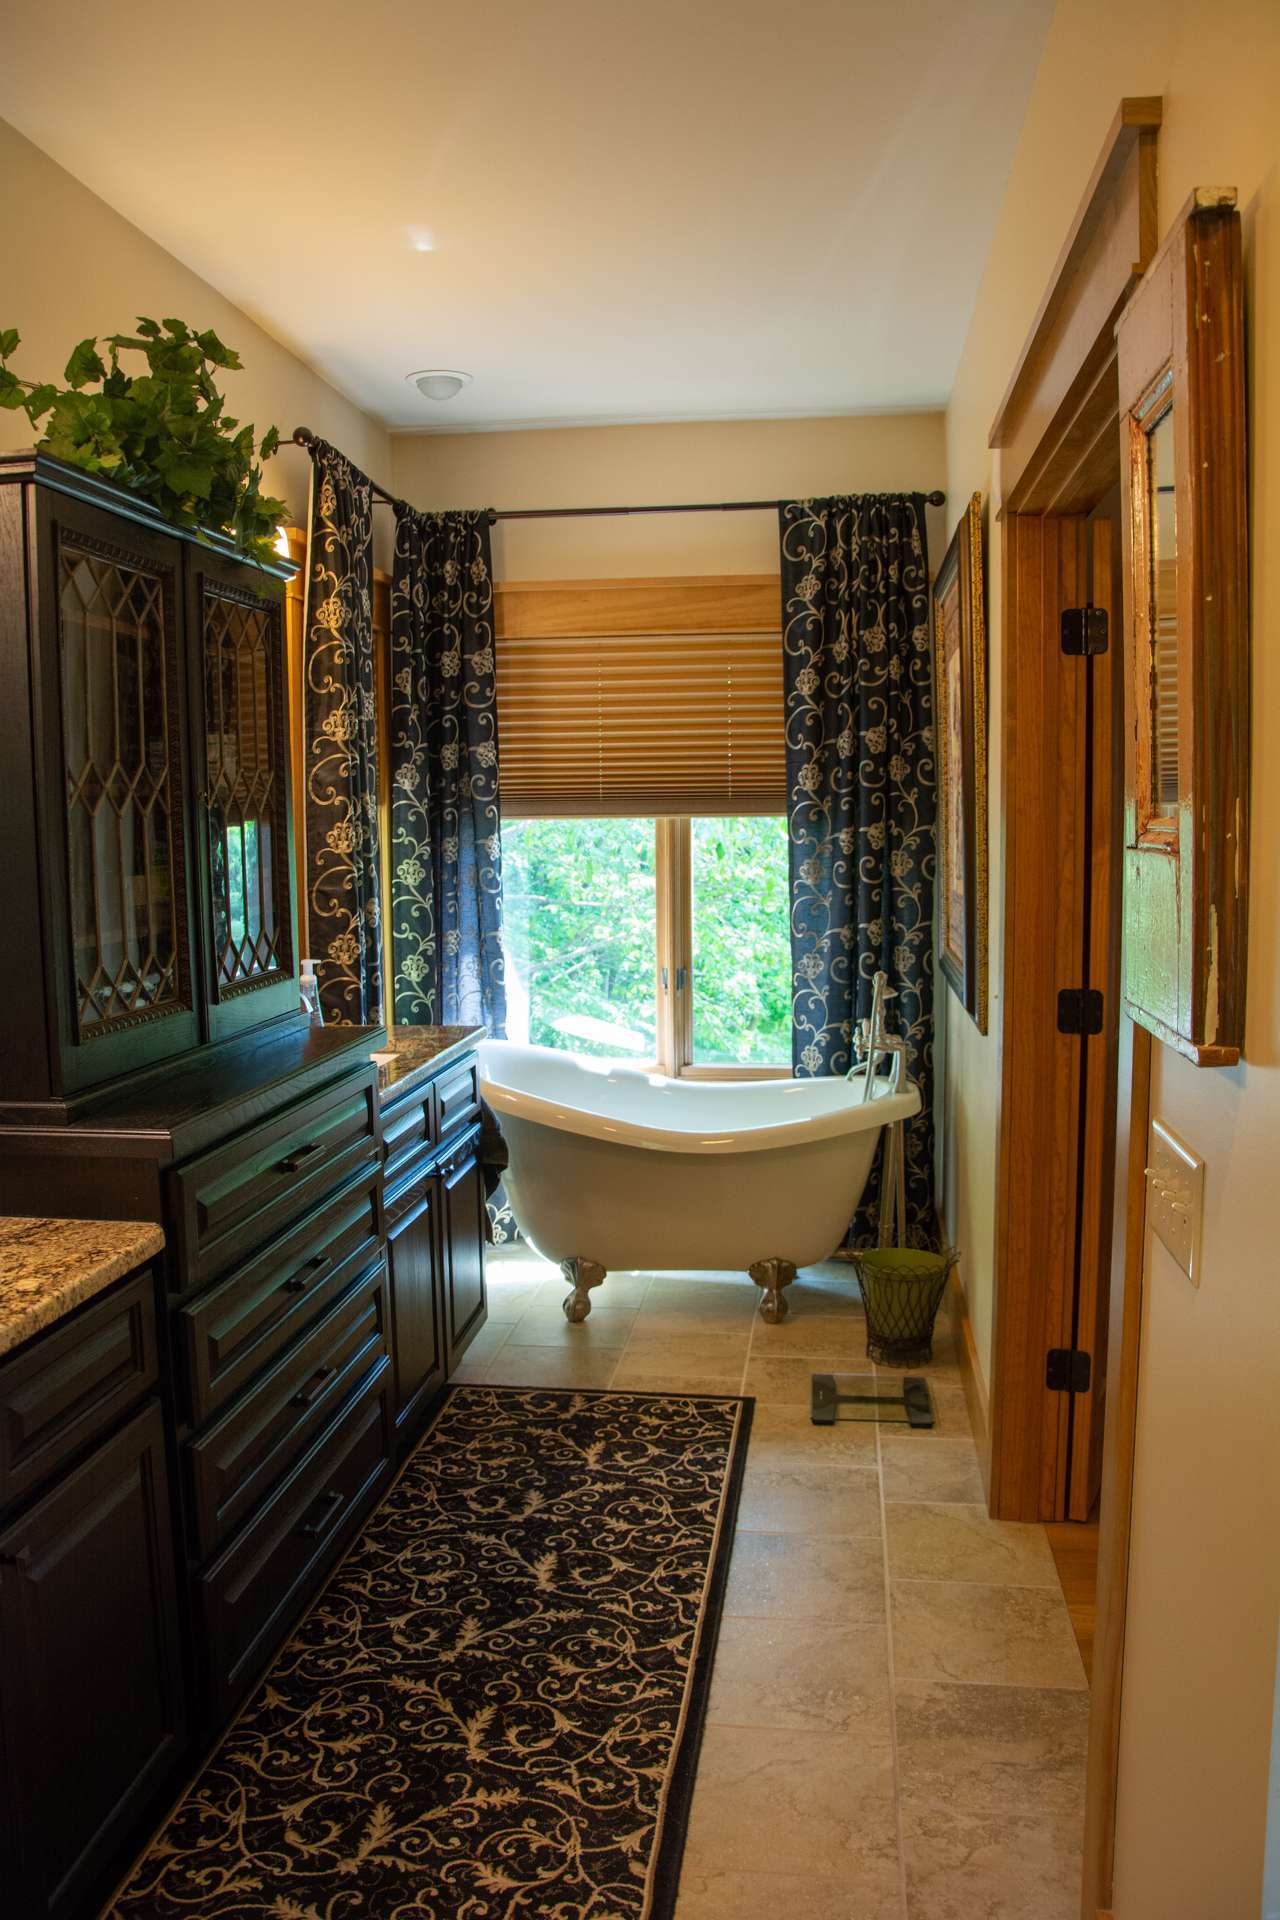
left=0, top=317, right=287, bottom=565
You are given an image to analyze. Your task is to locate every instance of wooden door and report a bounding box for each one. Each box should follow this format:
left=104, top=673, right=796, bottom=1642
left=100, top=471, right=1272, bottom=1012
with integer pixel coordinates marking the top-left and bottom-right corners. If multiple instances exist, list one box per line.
left=1065, top=496, right=1124, bottom=1520
left=188, top=549, right=298, bottom=1041
left=0, top=1402, right=185, bottom=1919
left=385, top=1173, right=447, bottom=1434
left=442, top=1129, right=487, bottom=1369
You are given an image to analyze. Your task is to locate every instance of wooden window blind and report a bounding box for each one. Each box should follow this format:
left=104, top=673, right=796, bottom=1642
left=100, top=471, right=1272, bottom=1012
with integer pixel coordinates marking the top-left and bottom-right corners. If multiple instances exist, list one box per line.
left=494, top=576, right=786, bottom=818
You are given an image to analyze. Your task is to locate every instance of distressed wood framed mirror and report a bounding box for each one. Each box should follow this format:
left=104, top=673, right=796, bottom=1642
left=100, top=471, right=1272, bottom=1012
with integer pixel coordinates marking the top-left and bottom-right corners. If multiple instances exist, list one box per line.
left=1116, top=188, right=1249, bottom=1065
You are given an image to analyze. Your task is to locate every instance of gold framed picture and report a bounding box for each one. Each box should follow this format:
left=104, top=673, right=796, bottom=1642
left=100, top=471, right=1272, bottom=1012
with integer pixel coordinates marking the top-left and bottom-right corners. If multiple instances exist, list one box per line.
left=933, top=492, right=988, bottom=1032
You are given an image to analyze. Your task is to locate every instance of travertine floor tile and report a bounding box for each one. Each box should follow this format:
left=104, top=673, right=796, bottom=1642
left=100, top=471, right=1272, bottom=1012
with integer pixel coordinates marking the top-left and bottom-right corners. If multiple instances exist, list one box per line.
left=742, top=1353, right=830, bottom=1405
left=891, top=1580, right=1088, bottom=1690
left=621, top=1330, right=751, bottom=1365
left=900, top=1800, right=1082, bottom=1919
left=737, top=1461, right=882, bottom=1535
left=724, top=1529, right=886, bottom=1624
left=506, top=1305, right=642, bottom=1345
left=744, top=1400, right=879, bottom=1465
left=481, top=1341, right=622, bottom=1389
left=748, top=1313, right=870, bottom=1359
left=895, top=1680, right=1089, bottom=1817
left=707, top=1615, right=892, bottom=1737
left=611, top=1361, right=745, bottom=1397
left=676, top=1865, right=900, bottom=1920
left=886, top=1502, right=1060, bottom=1586
left=683, top=1725, right=902, bottom=1905
left=880, top=1438, right=985, bottom=1504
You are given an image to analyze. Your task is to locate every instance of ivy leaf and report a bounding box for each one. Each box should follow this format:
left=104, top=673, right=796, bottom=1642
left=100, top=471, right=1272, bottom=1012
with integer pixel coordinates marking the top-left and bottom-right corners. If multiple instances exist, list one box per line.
left=0, top=367, right=26, bottom=409
left=24, top=383, right=58, bottom=420
left=64, top=337, right=107, bottom=389
left=258, top=425, right=280, bottom=461
left=161, top=317, right=191, bottom=342
left=134, top=316, right=161, bottom=339
left=0, top=327, right=19, bottom=358
left=196, top=328, right=241, bottom=370
left=158, top=455, right=215, bottom=499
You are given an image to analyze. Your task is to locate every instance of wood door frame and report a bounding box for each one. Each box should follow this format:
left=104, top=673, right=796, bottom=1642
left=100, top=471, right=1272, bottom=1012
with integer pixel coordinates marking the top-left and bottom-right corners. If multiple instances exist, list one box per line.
left=984, top=98, right=1163, bottom=1920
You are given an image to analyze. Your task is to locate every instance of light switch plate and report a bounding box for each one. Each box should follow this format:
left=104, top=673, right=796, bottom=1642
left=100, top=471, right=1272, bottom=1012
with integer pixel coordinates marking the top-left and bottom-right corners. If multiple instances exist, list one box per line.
left=1146, top=1117, right=1205, bottom=1286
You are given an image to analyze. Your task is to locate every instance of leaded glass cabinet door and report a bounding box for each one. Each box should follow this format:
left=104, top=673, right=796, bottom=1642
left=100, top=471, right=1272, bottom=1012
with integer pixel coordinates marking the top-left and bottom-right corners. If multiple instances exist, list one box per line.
left=192, top=559, right=297, bottom=1039
left=51, top=505, right=200, bottom=1090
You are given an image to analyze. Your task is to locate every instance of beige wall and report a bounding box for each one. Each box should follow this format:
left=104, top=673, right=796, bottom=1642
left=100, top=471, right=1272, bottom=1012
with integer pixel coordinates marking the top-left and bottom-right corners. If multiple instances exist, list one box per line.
left=391, top=413, right=946, bottom=580
left=0, top=118, right=392, bottom=524
left=942, top=2, right=1280, bottom=1912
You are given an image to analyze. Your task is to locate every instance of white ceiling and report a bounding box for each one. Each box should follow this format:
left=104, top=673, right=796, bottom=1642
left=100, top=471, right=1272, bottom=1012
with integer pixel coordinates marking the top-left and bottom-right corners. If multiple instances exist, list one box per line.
left=2, top=0, right=1052, bottom=432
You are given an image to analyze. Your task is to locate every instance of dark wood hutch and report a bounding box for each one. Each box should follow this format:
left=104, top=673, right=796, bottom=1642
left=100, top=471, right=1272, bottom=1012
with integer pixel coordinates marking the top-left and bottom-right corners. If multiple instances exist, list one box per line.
left=0, top=454, right=486, bottom=1919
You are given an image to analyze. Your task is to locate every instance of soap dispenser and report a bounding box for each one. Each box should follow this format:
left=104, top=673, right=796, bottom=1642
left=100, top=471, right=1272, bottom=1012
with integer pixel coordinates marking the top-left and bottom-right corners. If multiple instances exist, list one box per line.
left=299, top=958, right=324, bottom=1027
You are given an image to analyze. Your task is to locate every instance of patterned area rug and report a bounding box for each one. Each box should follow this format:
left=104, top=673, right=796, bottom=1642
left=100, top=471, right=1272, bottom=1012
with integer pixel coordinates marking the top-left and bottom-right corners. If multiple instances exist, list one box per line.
left=108, top=1385, right=753, bottom=1920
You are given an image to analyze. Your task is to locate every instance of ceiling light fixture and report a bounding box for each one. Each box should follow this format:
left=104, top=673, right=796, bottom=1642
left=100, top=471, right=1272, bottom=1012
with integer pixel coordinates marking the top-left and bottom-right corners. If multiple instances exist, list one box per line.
left=406, top=369, right=473, bottom=403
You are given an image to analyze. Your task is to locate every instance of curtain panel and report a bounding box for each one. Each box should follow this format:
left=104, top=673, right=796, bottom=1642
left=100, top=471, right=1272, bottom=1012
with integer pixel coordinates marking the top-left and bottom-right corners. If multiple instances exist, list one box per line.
left=303, top=440, right=383, bottom=1026
left=389, top=505, right=507, bottom=1035
left=779, top=494, right=936, bottom=1245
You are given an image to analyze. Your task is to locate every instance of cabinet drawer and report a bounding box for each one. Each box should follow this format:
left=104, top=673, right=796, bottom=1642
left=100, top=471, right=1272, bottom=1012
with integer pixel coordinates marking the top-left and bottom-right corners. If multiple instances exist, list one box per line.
left=0, top=1269, right=157, bottom=1509
left=432, top=1057, right=480, bottom=1146
left=170, top=1069, right=378, bottom=1288
left=178, top=1172, right=380, bottom=1425
left=186, top=1258, right=389, bottom=1560
left=198, top=1363, right=391, bottom=1719
left=381, top=1091, right=430, bottom=1189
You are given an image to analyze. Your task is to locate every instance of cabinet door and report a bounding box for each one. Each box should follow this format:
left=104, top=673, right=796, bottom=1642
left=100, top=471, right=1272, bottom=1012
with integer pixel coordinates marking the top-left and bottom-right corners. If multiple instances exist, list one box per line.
left=189, top=554, right=298, bottom=1040
left=42, top=497, right=200, bottom=1092
left=441, top=1130, right=487, bottom=1369
left=386, top=1174, right=447, bottom=1432
left=0, top=1401, right=185, bottom=1920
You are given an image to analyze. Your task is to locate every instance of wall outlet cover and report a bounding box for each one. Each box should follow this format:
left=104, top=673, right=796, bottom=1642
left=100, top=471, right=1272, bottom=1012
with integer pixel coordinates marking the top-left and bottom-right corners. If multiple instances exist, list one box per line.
left=1146, top=1116, right=1205, bottom=1286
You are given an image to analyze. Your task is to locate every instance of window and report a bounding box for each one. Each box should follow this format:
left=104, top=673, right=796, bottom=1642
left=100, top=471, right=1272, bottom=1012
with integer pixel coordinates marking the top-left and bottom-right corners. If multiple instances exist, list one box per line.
left=494, top=574, right=791, bottom=1077
left=501, top=814, right=791, bottom=1076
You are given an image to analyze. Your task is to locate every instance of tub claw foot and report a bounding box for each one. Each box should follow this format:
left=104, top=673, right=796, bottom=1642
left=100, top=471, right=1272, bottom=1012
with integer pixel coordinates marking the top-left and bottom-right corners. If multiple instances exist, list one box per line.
left=561, top=1258, right=607, bottom=1322
left=749, top=1257, right=797, bottom=1323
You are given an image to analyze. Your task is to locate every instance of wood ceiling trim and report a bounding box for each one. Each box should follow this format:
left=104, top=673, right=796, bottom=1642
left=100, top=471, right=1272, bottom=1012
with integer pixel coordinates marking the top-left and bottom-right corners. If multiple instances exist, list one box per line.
left=990, top=97, right=1161, bottom=509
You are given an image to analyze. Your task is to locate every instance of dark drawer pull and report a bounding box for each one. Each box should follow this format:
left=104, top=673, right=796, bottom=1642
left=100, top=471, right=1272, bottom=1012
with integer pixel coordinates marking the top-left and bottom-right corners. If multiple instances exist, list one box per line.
left=298, top=1488, right=344, bottom=1540
left=279, top=1139, right=325, bottom=1174
left=283, top=1254, right=329, bottom=1294
left=291, top=1366, right=337, bottom=1410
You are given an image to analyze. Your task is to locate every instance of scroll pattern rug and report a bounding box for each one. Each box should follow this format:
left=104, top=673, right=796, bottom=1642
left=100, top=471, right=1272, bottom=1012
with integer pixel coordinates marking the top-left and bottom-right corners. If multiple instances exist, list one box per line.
left=108, top=1385, right=752, bottom=1920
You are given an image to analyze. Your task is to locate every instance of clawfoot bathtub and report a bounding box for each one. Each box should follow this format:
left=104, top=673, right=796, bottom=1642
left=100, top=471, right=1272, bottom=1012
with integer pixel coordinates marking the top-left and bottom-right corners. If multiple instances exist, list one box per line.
left=478, top=1040, right=920, bottom=1322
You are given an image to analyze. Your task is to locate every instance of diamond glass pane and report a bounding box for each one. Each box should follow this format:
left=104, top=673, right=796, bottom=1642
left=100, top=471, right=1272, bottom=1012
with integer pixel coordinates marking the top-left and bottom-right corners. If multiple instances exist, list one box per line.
left=59, top=542, right=180, bottom=1030
left=204, top=592, right=286, bottom=987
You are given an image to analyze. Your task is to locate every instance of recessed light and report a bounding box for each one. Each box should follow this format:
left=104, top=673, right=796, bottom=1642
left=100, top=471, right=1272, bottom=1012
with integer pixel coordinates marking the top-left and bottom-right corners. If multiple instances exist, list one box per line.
left=406, top=369, right=473, bottom=403
left=405, top=227, right=435, bottom=253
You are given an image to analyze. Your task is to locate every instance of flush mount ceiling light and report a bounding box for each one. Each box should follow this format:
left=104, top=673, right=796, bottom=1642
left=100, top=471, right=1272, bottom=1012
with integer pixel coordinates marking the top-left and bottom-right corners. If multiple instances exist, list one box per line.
left=406, top=369, right=473, bottom=403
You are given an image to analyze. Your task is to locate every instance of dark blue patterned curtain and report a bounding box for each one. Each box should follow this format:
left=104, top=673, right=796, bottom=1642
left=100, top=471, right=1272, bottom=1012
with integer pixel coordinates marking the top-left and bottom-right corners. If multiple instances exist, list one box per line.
left=303, top=440, right=383, bottom=1025
left=389, top=506, right=507, bottom=1035
left=779, top=494, right=936, bottom=1246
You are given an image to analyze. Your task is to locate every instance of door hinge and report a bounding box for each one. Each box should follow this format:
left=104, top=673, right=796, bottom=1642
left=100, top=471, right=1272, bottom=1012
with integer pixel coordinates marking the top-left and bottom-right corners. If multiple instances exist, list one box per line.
left=1057, top=987, right=1104, bottom=1035
left=1046, top=1348, right=1092, bottom=1393
left=1061, top=606, right=1108, bottom=655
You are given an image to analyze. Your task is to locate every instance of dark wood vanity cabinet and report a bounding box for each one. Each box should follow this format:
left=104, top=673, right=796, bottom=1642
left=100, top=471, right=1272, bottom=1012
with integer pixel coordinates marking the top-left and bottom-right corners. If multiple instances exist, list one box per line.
left=380, top=1048, right=487, bottom=1437
left=0, top=1271, right=185, bottom=1920
left=386, top=1175, right=448, bottom=1433
left=0, top=454, right=297, bottom=1113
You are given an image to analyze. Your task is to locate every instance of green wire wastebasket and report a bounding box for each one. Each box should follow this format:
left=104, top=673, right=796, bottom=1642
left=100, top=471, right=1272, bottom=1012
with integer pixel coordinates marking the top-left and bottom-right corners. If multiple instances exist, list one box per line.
left=852, top=1246, right=959, bottom=1367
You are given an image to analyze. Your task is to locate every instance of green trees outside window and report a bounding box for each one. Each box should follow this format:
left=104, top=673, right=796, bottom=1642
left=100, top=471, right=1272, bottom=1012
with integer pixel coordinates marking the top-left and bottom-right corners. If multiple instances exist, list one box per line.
left=500, top=815, right=790, bottom=1068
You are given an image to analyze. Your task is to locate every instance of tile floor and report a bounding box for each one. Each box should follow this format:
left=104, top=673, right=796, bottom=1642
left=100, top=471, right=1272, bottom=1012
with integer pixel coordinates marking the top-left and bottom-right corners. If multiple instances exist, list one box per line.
left=457, top=1246, right=1089, bottom=1920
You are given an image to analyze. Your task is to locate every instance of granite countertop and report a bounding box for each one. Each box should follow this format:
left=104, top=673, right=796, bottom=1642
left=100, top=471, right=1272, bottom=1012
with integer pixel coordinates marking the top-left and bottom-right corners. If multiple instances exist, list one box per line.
left=0, top=1215, right=165, bottom=1358
left=371, top=1025, right=486, bottom=1106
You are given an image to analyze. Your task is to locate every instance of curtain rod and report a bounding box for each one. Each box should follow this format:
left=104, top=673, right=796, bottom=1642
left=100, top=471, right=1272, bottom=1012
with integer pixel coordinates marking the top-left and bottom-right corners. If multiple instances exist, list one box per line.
left=493, top=492, right=945, bottom=520
left=288, top=429, right=944, bottom=524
